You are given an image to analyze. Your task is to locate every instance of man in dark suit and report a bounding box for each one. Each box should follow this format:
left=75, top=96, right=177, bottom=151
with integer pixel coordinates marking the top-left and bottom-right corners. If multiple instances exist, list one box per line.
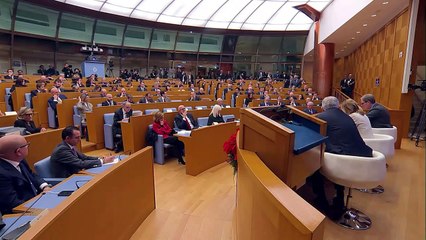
left=360, top=94, right=392, bottom=128
left=312, top=96, right=372, bottom=219
left=101, top=94, right=117, bottom=106
left=188, top=91, right=201, bottom=101
left=174, top=105, right=198, bottom=130
left=0, top=135, right=51, bottom=213
left=50, top=126, right=115, bottom=178
left=259, top=96, right=272, bottom=106
left=139, top=93, right=154, bottom=104
left=112, top=102, right=133, bottom=152
left=48, top=87, right=67, bottom=128
left=303, top=101, right=318, bottom=115
left=156, top=91, right=171, bottom=103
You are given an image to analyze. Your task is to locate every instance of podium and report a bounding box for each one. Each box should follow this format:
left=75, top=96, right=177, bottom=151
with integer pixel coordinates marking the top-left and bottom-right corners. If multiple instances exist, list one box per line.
left=82, top=60, right=105, bottom=78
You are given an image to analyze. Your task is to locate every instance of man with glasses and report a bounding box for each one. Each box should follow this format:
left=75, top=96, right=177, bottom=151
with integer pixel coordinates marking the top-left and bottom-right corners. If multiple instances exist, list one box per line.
left=0, top=135, right=51, bottom=213
left=174, top=105, right=198, bottom=130
left=112, top=102, right=133, bottom=153
left=360, top=94, right=392, bottom=128
left=50, top=126, right=115, bottom=178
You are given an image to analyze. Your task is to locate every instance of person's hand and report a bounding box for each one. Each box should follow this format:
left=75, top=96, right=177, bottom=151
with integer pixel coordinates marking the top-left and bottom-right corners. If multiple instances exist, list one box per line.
left=78, top=96, right=81, bottom=102
left=43, top=186, right=52, bottom=192
left=40, top=128, right=47, bottom=132
left=53, top=94, right=58, bottom=100
left=103, top=155, right=115, bottom=164
left=160, top=120, right=164, bottom=126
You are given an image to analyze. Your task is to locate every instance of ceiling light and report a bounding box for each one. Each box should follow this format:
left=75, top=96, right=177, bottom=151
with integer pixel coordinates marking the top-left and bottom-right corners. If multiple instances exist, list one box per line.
left=340, top=49, right=344, bottom=52
left=347, top=42, right=351, bottom=44
left=363, top=24, right=368, bottom=27
left=356, top=31, right=361, bottom=34
left=382, top=2, right=389, bottom=5
left=371, top=14, right=377, bottom=17
left=351, top=37, right=356, bottom=40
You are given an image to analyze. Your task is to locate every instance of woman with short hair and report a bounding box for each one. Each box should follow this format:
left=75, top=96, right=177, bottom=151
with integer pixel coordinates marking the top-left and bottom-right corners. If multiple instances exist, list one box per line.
left=340, top=99, right=374, bottom=138
left=14, top=107, right=46, bottom=134
left=152, top=111, right=186, bottom=165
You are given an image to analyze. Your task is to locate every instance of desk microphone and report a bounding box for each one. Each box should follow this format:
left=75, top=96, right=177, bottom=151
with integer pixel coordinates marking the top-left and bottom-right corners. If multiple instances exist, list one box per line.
left=0, top=192, right=46, bottom=240
left=75, top=180, right=91, bottom=189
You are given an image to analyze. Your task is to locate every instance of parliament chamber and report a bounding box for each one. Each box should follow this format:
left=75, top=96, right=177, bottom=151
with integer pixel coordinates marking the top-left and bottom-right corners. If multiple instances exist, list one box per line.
left=0, top=0, right=424, bottom=239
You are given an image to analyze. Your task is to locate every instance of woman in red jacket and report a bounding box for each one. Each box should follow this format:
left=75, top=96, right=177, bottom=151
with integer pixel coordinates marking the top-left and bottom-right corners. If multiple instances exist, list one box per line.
left=152, top=111, right=186, bottom=165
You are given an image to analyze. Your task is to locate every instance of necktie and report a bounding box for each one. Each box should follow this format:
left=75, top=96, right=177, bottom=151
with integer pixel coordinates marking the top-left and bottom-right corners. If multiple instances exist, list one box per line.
left=19, top=163, right=37, bottom=195
left=184, top=117, right=191, bottom=130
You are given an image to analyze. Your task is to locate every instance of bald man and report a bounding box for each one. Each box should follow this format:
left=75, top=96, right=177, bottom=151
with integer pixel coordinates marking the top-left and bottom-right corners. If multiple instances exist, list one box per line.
left=174, top=105, right=198, bottom=130
left=0, top=135, right=51, bottom=214
left=101, top=94, right=117, bottom=106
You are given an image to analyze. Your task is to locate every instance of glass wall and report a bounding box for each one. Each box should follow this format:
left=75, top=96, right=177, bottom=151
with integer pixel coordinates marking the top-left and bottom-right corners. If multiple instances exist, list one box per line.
left=0, top=0, right=306, bottom=77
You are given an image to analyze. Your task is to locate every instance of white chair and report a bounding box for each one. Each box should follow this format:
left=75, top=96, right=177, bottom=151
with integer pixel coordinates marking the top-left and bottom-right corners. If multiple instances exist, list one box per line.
left=372, top=126, right=397, bottom=143
left=321, top=151, right=386, bottom=230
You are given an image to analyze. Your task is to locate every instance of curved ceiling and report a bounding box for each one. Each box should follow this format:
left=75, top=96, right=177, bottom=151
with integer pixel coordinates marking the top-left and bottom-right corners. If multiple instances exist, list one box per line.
left=54, top=0, right=332, bottom=31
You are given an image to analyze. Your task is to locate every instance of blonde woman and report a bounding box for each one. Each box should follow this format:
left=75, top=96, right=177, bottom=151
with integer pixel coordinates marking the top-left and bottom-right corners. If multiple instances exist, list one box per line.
left=340, top=99, right=374, bottom=138
left=14, top=107, right=46, bottom=134
left=76, top=93, right=93, bottom=139
left=207, top=104, right=224, bottom=126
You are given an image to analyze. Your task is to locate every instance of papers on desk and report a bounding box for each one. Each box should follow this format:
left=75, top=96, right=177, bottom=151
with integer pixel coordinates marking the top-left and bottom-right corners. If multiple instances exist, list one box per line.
left=103, top=157, right=120, bottom=165
left=175, top=130, right=191, bottom=137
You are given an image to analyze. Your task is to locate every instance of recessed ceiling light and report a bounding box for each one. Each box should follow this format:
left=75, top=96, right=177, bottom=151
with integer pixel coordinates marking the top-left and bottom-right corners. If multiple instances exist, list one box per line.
left=363, top=24, right=368, bottom=27
left=340, top=49, right=344, bottom=52
left=382, top=1, right=389, bottom=5
left=347, top=42, right=351, bottom=44
left=356, top=31, right=361, bottom=34
left=351, top=37, right=356, bottom=40
left=371, top=14, right=377, bottom=17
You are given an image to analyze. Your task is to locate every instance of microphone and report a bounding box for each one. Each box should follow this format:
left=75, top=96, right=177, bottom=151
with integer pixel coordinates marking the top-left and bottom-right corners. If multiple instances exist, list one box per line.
left=0, top=192, right=46, bottom=240
left=75, top=180, right=91, bottom=189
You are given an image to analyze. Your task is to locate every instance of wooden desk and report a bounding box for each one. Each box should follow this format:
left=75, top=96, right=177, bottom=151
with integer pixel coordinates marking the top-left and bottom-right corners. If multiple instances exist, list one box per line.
left=236, top=148, right=325, bottom=240
left=239, top=107, right=327, bottom=189
left=19, top=147, right=155, bottom=239
left=178, top=122, right=238, bottom=176
left=0, top=112, right=40, bottom=128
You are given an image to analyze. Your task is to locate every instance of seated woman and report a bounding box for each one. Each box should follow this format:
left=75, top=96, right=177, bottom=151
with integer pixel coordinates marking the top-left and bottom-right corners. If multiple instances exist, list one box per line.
left=14, top=107, right=46, bottom=134
left=152, top=111, right=186, bottom=165
left=76, top=93, right=93, bottom=139
left=207, top=105, right=225, bottom=126
left=340, top=99, right=374, bottom=138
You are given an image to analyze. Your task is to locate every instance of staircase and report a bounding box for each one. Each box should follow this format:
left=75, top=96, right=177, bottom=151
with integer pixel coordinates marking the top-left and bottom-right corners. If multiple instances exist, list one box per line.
left=80, top=139, right=97, bottom=153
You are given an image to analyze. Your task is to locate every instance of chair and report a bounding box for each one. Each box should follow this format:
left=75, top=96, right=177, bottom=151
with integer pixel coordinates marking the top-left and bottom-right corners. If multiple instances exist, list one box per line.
left=364, top=134, right=395, bottom=163
left=24, top=93, right=31, bottom=108
left=223, top=114, right=235, bottom=122
left=145, top=109, right=160, bottom=115
left=103, top=113, right=115, bottom=150
left=195, top=106, right=207, bottom=110
left=47, top=105, right=57, bottom=128
left=4, top=88, right=11, bottom=111
left=73, top=105, right=82, bottom=128
left=320, top=151, right=386, bottom=230
left=34, top=157, right=65, bottom=185
left=372, top=126, right=397, bottom=143
left=148, top=125, right=174, bottom=165
left=185, top=106, right=192, bottom=111
left=163, top=107, right=177, bottom=113
left=197, top=117, right=209, bottom=127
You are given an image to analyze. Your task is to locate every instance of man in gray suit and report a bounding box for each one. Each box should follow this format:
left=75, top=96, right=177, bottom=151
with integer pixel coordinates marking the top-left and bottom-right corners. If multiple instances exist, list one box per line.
left=50, top=126, right=115, bottom=178
left=360, top=94, right=392, bottom=128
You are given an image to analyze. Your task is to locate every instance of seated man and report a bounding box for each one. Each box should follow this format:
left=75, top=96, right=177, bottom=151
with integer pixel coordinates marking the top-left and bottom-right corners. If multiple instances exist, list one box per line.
left=101, top=94, right=117, bottom=106
left=47, top=87, right=67, bottom=128
left=360, top=94, right=392, bottom=128
left=139, top=93, right=154, bottom=104
left=50, top=126, right=115, bottom=178
left=112, top=102, right=133, bottom=152
left=259, top=95, right=272, bottom=106
left=0, top=135, right=51, bottom=213
left=188, top=91, right=201, bottom=101
left=311, top=96, right=372, bottom=219
left=174, top=105, right=198, bottom=130
left=303, top=101, right=318, bottom=115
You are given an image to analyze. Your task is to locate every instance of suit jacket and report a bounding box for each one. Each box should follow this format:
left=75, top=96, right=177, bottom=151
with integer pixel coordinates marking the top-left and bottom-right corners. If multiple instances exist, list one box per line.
left=303, top=108, right=317, bottom=115
left=139, top=97, right=154, bottom=104
left=317, top=108, right=372, bottom=157
left=14, top=119, right=41, bottom=134
left=367, top=103, right=392, bottom=128
left=156, top=96, right=171, bottom=103
left=50, top=141, right=101, bottom=178
left=188, top=95, right=201, bottom=101
left=0, top=159, right=46, bottom=213
left=47, top=94, right=67, bottom=112
left=112, top=108, right=133, bottom=134
left=101, top=100, right=117, bottom=106
left=174, top=113, right=198, bottom=130
left=259, top=102, right=272, bottom=106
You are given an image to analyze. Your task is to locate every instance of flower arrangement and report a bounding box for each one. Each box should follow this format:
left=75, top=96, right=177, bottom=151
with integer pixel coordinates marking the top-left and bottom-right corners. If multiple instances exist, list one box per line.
left=223, top=129, right=239, bottom=175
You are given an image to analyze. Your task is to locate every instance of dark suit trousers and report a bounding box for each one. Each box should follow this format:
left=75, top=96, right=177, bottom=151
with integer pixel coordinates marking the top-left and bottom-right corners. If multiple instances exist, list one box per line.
left=164, top=136, right=185, bottom=160
left=311, top=170, right=345, bottom=209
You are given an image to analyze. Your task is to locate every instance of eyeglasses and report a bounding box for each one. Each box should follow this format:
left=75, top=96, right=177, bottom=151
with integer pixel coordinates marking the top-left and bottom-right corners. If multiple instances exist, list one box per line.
left=24, top=113, right=33, bottom=116
left=15, top=142, right=30, bottom=152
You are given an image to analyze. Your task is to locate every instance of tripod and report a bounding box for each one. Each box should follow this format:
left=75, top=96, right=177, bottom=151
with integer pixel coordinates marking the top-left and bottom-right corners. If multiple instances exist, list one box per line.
left=410, top=100, right=426, bottom=146
left=106, top=67, right=114, bottom=77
